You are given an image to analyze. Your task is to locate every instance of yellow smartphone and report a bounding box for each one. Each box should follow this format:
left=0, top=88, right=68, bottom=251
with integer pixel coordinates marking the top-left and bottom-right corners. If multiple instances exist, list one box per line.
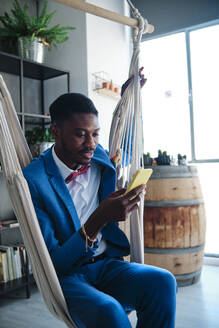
left=125, top=169, right=153, bottom=195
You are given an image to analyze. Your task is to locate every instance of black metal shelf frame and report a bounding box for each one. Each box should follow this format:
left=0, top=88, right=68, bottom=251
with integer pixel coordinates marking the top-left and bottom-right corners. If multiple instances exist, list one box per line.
left=0, top=51, right=70, bottom=131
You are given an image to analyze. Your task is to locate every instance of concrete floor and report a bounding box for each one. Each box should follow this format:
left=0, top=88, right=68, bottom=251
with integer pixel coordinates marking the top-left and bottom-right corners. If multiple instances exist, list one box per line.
left=0, top=265, right=218, bottom=328
left=176, top=264, right=219, bottom=328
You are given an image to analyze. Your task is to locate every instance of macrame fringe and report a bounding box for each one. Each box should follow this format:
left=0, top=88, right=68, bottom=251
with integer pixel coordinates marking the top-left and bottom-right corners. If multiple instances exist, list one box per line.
left=109, top=0, right=149, bottom=263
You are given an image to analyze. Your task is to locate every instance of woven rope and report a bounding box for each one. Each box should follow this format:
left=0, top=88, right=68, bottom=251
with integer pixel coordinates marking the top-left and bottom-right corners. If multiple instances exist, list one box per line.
left=0, top=75, right=77, bottom=328
left=109, top=0, right=147, bottom=263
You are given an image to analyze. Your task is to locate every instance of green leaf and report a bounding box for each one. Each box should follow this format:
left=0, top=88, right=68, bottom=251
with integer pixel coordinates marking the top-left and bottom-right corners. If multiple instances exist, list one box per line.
left=0, top=0, right=76, bottom=46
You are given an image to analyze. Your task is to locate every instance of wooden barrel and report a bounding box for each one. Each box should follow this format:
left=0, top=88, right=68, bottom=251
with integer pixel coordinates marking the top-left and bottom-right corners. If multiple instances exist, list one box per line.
left=144, top=165, right=206, bottom=287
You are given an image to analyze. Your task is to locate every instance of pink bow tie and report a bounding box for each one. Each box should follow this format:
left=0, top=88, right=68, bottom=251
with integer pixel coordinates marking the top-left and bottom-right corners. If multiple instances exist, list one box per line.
left=65, top=165, right=90, bottom=184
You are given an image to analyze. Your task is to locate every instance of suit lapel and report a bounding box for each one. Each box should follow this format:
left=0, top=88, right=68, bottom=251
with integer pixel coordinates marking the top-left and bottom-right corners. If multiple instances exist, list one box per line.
left=42, top=148, right=81, bottom=231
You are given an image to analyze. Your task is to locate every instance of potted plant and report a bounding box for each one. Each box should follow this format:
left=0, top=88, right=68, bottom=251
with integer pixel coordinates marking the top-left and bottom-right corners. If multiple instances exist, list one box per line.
left=102, top=81, right=109, bottom=89
left=143, top=152, right=153, bottom=166
left=109, top=80, right=114, bottom=91
left=0, top=0, right=75, bottom=62
left=177, top=154, right=187, bottom=166
left=25, top=127, right=54, bottom=157
left=155, top=150, right=171, bottom=165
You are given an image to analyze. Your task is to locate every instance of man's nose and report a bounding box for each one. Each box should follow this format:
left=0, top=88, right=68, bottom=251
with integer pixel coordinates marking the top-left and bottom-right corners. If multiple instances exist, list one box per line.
left=84, top=135, right=96, bottom=148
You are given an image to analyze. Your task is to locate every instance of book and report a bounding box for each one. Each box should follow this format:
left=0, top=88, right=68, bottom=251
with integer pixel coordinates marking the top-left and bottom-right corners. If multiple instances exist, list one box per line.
left=0, top=245, right=30, bottom=282
left=0, top=251, right=3, bottom=282
left=13, top=246, right=22, bottom=278
left=9, top=247, right=17, bottom=280
left=19, top=246, right=27, bottom=276
left=0, top=250, right=9, bottom=282
left=0, top=246, right=13, bottom=281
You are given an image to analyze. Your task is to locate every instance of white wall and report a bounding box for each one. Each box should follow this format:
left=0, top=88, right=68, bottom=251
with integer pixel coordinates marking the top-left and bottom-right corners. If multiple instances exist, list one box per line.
left=41, top=0, right=132, bottom=149
left=86, top=0, right=132, bottom=149
left=43, top=0, right=88, bottom=95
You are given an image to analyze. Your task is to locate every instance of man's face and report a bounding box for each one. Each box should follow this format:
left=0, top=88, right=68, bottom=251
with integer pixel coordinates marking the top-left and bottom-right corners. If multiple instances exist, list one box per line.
left=51, top=113, right=100, bottom=169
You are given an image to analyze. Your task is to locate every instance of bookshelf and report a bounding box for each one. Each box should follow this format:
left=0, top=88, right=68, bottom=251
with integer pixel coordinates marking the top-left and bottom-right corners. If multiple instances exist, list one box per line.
left=0, top=228, right=33, bottom=298
left=0, top=274, right=33, bottom=298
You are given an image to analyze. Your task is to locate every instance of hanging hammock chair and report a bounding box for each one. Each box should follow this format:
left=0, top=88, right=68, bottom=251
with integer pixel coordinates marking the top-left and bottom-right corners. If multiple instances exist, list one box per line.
left=109, top=0, right=146, bottom=264
left=0, top=1, right=153, bottom=327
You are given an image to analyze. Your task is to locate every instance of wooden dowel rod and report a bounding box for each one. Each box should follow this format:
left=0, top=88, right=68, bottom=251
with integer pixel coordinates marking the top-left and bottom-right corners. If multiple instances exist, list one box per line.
left=53, top=0, right=154, bottom=34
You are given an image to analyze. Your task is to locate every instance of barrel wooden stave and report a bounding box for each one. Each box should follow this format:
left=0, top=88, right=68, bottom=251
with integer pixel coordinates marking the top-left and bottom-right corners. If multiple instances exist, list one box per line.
left=144, top=247, right=204, bottom=275
left=146, top=177, right=203, bottom=201
left=144, top=204, right=206, bottom=249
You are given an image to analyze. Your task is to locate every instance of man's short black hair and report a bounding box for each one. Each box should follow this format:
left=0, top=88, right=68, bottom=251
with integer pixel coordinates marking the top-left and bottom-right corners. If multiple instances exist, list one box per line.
left=49, top=93, right=98, bottom=124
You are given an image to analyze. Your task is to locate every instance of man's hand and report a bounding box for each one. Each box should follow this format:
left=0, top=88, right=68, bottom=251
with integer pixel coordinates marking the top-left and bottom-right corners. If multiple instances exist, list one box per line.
left=83, top=185, right=146, bottom=240
left=97, top=184, right=145, bottom=223
left=121, top=67, right=147, bottom=96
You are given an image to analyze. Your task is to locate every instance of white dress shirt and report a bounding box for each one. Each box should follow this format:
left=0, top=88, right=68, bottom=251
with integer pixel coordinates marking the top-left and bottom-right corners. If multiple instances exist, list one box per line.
left=52, top=147, right=106, bottom=256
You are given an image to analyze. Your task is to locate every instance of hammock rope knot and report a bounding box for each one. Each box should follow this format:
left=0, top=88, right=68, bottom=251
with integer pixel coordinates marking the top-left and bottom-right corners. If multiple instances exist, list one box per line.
left=127, top=0, right=149, bottom=43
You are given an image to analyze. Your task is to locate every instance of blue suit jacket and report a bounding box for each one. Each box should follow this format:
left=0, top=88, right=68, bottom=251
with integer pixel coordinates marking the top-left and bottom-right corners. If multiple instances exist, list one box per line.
left=23, top=144, right=130, bottom=277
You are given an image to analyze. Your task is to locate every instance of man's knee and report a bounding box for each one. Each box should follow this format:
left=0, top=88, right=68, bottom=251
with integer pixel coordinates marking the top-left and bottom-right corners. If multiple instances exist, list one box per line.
left=136, top=266, right=177, bottom=311
left=95, top=298, right=131, bottom=328
left=158, top=269, right=177, bottom=296
left=137, top=267, right=177, bottom=327
left=97, top=298, right=123, bottom=318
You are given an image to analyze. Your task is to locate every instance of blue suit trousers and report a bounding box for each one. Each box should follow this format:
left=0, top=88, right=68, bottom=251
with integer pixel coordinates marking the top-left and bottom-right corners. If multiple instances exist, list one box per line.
left=60, top=258, right=177, bottom=328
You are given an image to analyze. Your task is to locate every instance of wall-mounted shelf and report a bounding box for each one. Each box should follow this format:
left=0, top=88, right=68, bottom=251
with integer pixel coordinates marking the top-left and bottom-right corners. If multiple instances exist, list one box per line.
left=92, top=71, right=121, bottom=100
left=0, top=51, right=69, bottom=80
left=94, top=87, right=121, bottom=100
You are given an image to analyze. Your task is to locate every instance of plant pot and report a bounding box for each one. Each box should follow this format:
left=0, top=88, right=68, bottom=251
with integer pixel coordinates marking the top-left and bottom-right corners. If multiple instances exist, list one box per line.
left=109, top=81, right=114, bottom=91
left=178, top=158, right=187, bottom=166
left=143, top=156, right=153, bottom=167
left=102, top=81, right=109, bottom=89
left=155, top=155, right=171, bottom=165
left=18, top=37, right=46, bottom=63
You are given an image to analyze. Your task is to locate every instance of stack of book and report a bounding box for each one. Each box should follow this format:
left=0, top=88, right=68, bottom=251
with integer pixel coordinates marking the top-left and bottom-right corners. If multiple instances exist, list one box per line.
left=0, top=245, right=30, bottom=283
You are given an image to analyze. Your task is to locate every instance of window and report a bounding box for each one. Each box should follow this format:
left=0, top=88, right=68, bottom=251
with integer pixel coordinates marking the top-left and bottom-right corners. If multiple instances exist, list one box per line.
left=140, top=23, right=219, bottom=255
left=190, top=25, right=219, bottom=160
left=140, top=33, right=191, bottom=161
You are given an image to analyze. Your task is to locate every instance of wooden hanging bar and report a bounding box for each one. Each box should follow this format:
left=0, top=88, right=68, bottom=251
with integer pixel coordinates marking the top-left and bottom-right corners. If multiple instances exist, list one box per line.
left=53, top=0, right=154, bottom=34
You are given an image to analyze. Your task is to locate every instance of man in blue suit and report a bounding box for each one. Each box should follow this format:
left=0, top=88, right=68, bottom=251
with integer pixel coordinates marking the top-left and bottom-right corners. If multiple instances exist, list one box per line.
left=23, top=93, right=177, bottom=328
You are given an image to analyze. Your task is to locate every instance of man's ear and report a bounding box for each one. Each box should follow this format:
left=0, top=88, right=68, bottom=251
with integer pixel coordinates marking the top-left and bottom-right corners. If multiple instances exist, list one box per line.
left=50, top=124, right=60, bottom=139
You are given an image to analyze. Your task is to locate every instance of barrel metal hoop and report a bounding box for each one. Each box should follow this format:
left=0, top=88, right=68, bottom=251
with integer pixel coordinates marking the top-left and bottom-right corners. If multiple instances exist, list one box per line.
left=150, top=173, right=199, bottom=179
left=144, top=244, right=205, bottom=254
left=144, top=198, right=204, bottom=207
left=174, top=269, right=202, bottom=279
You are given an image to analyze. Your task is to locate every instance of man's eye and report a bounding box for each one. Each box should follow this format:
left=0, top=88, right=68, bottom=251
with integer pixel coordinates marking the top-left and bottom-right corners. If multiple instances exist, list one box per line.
left=76, top=134, right=85, bottom=138
left=93, top=133, right=99, bottom=137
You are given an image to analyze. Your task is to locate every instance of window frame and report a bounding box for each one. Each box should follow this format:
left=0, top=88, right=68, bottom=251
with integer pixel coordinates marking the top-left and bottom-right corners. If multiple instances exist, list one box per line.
left=142, top=19, right=219, bottom=164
